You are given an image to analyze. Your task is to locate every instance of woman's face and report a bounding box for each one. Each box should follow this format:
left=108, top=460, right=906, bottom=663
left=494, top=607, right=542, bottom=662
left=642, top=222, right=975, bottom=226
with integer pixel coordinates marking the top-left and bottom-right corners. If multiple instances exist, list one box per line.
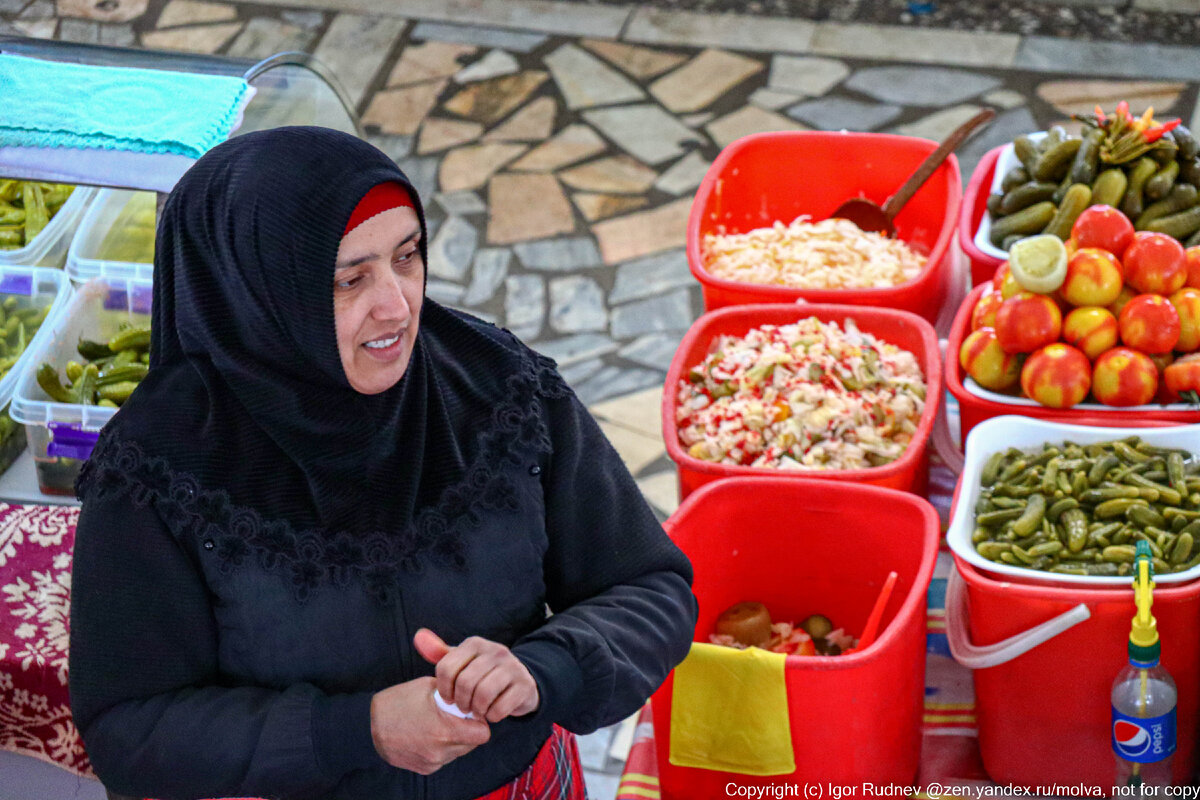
left=333, top=206, right=424, bottom=394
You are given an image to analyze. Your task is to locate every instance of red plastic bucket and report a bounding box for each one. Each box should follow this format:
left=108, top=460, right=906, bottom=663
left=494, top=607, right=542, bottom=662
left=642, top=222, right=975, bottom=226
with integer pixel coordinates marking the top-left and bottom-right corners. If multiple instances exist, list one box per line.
left=959, top=145, right=1007, bottom=287
left=663, top=303, right=942, bottom=500
left=945, top=284, right=1200, bottom=442
left=949, top=556, right=1199, bottom=788
left=687, top=131, right=961, bottom=324
left=651, top=477, right=939, bottom=797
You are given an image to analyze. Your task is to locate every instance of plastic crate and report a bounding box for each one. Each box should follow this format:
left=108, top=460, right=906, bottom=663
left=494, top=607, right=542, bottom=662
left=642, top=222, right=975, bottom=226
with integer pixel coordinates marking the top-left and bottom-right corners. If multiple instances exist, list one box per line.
left=686, top=131, right=961, bottom=324
left=651, top=477, right=938, bottom=797
left=66, top=188, right=156, bottom=283
left=10, top=276, right=151, bottom=495
left=959, top=144, right=1006, bottom=287
left=0, top=183, right=96, bottom=269
left=662, top=303, right=942, bottom=499
left=946, top=284, right=1200, bottom=441
left=0, top=267, right=73, bottom=479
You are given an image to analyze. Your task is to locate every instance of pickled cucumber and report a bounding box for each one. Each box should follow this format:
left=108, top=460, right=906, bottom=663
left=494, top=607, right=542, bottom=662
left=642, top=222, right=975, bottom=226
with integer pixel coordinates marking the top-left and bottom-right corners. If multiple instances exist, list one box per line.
left=1000, top=181, right=1058, bottom=215
left=1091, top=168, right=1128, bottom=208
left=1043, top=184, right=1092, bottom=240
left=1121, top=157, right=1160, bottom=220
left=1135, top=183, right=1199, bottom=230
left=990, top=201, right=1057, bottom=247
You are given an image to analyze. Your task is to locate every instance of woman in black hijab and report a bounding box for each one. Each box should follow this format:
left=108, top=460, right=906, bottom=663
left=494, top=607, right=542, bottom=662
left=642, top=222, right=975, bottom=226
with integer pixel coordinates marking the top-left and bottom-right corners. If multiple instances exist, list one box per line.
left=68, top=126, right=697, bottom=800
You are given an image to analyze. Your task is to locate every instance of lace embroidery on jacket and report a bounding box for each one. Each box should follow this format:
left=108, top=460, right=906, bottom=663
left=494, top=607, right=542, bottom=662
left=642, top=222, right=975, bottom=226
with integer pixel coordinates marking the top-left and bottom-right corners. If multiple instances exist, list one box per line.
left=75, top=353, right=570, bottom=604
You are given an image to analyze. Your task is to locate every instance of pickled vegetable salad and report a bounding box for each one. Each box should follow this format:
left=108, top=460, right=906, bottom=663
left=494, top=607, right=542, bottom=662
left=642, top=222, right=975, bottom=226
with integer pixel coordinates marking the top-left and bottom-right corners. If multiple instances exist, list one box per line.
left=677, top=317, right=926, bottom=470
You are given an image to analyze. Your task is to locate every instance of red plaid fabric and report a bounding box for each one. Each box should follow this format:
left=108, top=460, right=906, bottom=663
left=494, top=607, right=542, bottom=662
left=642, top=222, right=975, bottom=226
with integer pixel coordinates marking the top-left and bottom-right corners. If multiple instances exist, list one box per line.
left=477, top=725, right=587, bottom=800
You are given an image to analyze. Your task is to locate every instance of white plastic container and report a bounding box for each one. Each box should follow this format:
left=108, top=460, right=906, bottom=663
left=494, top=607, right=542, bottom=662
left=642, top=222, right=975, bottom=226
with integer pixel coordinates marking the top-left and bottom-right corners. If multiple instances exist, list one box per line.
left=947, top=415, right=1200, bottom=586
left=0, top=266, right=74, bottom=478
left=66, top=188, right=157, bottom=283
left=0, top=183, right=97, bottom=269
left=10, top=276, right=151, bottom=495
left=973, top=131, right=1047, bottom=261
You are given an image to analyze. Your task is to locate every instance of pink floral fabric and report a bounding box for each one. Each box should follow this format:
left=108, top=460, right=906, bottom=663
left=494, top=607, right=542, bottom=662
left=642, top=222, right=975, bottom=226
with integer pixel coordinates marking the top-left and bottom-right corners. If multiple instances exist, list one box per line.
left=0, top=502, right=90, bottom=776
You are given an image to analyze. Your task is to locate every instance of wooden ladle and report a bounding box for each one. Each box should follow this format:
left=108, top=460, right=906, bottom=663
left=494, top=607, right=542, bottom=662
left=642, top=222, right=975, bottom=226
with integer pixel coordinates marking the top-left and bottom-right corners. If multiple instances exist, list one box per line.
left=832, top=108, right=996, bottom=236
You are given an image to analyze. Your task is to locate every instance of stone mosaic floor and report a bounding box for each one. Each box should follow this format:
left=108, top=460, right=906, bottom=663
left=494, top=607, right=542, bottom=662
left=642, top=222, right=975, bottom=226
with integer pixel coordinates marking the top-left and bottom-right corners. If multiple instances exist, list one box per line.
left=1, top=1, right=1199, bottom=798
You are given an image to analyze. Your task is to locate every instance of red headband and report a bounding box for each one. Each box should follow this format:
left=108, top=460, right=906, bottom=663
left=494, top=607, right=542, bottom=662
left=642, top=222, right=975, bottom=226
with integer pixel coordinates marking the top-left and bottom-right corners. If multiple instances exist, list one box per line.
left=343, top=182, right=415, bottom=236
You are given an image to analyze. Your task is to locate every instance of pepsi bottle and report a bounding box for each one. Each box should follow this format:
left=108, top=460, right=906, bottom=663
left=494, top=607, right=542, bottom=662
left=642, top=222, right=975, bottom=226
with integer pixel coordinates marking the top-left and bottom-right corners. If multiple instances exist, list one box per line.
left=1112, top=657, right=1177, bottom=789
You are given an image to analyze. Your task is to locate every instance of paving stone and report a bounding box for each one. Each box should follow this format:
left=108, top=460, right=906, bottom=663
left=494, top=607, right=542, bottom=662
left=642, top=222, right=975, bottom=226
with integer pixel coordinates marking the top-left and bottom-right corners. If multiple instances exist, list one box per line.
left=559, top=357, right=604, bottom=387
left=514, top=237, right=602, bottom=270
left=59, top=18, right=134, bottom=44
left=508, top=123, right=606, bottom=172
left=1192, top=104, right=1200, bottom=141
left=559, top=155, right=658, bottom=195
left=435, top=190, right=486, bottom=217
left=610, top=288, right=694, bottom=339
left=417, top=118, right=484, bottom=155
left=750, top=87, right=802, bottom=110
left=366, top=133, right=413, bottom=163
left=682, top=112, right=716, bottom=129
left=609, top=249, right=693, bottom=305
left=580, top=38, right=688, bottom=80
left=426, top=280, right=466, bottom=306
left=576, top=365, right=665, bottom=406
left=707, top=105, right=806, bottom=148
left=157, top=0, right=234, bottom=27
left=550, top=276, right=608, bottom=333
left=487, top=173, right=575, bottom=245
left=311, top=14, right=408, bottom=108
left=534, top=333, right=619, bottom=367
left=0, top=0, right=29, bottom=12
left=13, top=16, right=56, bottom=36
left=225, top=17, right=314, bottom=60
left=411, top=21, right=546, bottom=53
left=438, top=142, right=526, bottom=193
left=589, top=385, right=663, bottom=439
left=649, top=48, right=763, bottom=114
left=654, top=151, right=711, bottom=196
left=280, top=9, right=323, bottom=29
left=1036, top=80, right=1187, bottom=118
left=1015, top=36, right=1200, bottom=81
left=1134, top=0, right=1200, bottom=10
left=544, top=43, right=645, bottom=111
left=624, top=8, right=816, bottom=55
left=455, top=49, right=519, bottom=83
left=505, top=274, right=546, bottom=341
left=786, top=96, right=902, bottom=132
left=593, top=198, right=691, bottom=265
left=17, top=0, right=51, bottom=18
left=388, top=41, right=477, bottom=87
left=845, top=66, right=1002, bottom=107
left=619, top=331, right=687, bottom=371
left=427, top=215, right=478, bottom=282
left=984, top=89, right=1026, bottom=110
left=575, top=728, right=615, bottom=772
left=768, top=55, right=849, bottom=97
left=891, top=104, right=985, bottom=142
left=636, top=470, right=680, bottom=516
left=363, top=80, right=447, bottom=136
left=571, top=193, right=649, bottom=223
left=811, top=23, right=1020, bottom=68
left=597, top=419, right=665, bottom=476
left=582, top=104, right=704, bottom=166
left=144, top=22, right=241, bottom=52
left=483, top=96, right=556, bottom=142
left=57, top=0, right=145, bottom=23
left=463, top=247, right=511, bottom=306
left=396, top=156, right=440, bottom=204
left=443, top=71, right=549, bottom=126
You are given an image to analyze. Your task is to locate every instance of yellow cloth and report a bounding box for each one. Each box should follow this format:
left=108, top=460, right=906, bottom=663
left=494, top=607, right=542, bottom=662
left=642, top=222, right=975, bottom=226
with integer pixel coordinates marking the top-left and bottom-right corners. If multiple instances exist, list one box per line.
left=668, top=643, right=794, bottom=776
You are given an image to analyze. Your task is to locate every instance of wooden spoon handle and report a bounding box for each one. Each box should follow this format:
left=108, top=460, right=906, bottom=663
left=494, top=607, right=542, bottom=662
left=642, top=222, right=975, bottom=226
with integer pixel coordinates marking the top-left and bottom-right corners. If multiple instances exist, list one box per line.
left=882, top=108, right=996, bottom=221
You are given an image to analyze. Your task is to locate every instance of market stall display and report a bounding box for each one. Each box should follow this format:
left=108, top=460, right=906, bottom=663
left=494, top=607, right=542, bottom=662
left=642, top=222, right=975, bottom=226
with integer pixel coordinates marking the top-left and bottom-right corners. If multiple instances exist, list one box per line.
left=0, top=178, right=94, bottom=270
left=686, top=131, right=961, bottom=324
left=65, top=189, right=156, bottom=283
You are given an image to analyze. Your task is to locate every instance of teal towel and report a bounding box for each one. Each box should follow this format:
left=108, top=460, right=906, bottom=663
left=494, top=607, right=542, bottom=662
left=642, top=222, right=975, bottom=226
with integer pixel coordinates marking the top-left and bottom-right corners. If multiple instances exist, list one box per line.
left=0, top=54, right=251, bottom=159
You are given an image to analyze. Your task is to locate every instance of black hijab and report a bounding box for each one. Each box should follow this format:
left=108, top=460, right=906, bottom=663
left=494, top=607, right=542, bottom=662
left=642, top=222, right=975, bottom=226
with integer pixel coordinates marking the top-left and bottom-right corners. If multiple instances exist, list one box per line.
left=78, top=126, right=556, bottom=597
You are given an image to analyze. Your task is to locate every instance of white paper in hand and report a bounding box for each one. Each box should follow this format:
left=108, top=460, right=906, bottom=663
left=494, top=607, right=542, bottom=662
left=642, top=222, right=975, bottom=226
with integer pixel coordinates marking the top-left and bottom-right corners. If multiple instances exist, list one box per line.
left=433, top=690, right=475, bottom=719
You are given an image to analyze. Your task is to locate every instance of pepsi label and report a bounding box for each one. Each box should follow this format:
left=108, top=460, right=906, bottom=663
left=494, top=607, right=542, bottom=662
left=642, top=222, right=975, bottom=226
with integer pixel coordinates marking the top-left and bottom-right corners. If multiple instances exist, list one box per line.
left=1112, top=707, right=1177, bottom=764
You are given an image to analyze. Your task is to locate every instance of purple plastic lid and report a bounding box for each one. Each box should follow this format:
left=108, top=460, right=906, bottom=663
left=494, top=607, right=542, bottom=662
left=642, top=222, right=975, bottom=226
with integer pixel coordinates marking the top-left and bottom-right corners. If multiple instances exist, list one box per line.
left=102, top=285, right=152, bottom=315
left=47, top=423, right=100, bottom=460
left=0, top=274, right=33, bottom=296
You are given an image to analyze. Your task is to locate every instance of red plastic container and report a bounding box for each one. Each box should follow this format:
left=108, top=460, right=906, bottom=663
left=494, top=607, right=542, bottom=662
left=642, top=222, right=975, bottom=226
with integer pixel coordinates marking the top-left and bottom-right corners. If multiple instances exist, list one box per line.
left=687, top=131, right=961, bottom=324
left=959, top=145, right=1007, bottom=287
left=952, top=556, right=1199, bottom=788
left=663, top=303, right=942, bottom=500
left=946, top=284, right=1200, bottom=442
left=651, top=477, right=939, bottom=798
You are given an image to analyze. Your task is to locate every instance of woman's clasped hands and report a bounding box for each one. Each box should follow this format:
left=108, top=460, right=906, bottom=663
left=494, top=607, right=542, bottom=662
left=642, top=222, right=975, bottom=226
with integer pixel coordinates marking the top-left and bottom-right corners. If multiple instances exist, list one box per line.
left=369, top=628, right=541, bottom=774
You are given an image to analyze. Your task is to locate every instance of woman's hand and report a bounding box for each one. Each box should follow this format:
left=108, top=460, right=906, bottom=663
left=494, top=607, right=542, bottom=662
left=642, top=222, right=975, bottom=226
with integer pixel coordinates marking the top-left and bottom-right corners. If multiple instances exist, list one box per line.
left=369, top=677, right=491, bottom=774
left=414, top=628, right=541, bottom=723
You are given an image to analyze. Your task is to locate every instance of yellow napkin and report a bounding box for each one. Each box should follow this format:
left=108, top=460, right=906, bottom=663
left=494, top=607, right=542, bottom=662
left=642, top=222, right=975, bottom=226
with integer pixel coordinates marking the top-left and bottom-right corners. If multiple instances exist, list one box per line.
left=668, top=642, right=794, bottom=776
